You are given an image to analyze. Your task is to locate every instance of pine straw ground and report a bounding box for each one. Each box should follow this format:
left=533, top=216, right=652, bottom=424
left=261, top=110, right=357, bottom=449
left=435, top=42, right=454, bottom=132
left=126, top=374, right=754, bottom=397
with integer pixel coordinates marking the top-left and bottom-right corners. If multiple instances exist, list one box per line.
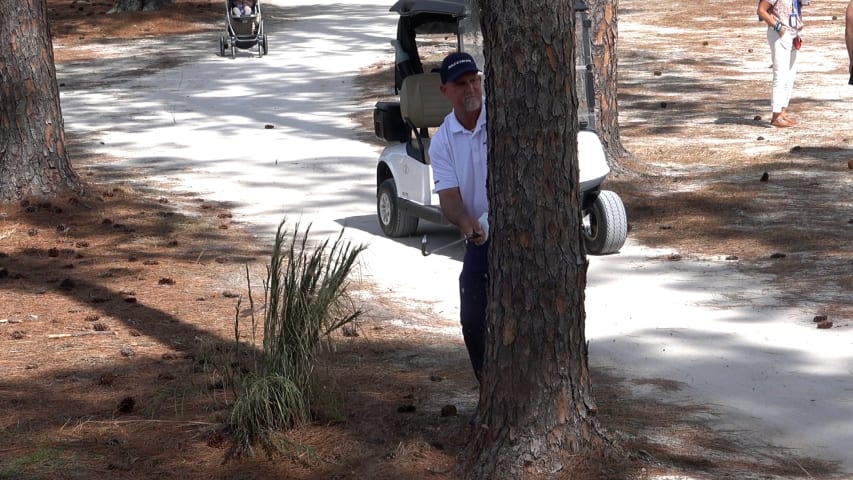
left=0, top=0, right=850, bottom=479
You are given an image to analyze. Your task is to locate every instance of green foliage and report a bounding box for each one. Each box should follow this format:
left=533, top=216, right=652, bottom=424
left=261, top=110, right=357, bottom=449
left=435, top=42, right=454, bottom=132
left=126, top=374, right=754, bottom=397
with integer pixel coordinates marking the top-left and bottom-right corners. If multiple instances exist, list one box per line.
left=228, top=373, right=307, bottom=458
left=0, top=447, right=72, bottom=479
left=227, top=219, right=365, bottom=459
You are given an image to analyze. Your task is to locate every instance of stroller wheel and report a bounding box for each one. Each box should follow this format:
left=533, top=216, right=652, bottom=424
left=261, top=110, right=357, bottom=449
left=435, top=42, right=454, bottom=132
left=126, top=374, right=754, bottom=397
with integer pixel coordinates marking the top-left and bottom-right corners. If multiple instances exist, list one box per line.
left=219, top=36, right=226, bottom=57
left=262, top=34, right=268, bottom=55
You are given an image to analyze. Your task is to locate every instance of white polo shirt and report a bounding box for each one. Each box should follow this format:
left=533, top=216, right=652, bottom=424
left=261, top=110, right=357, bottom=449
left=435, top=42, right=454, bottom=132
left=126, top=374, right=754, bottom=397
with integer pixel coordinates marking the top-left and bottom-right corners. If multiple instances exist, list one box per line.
left=429, top=102, right=489, bottom=220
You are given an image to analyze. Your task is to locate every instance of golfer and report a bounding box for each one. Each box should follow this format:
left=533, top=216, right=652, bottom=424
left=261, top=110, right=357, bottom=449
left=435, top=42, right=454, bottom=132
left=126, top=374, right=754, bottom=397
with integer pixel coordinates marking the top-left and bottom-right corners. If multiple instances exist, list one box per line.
left=429, top=52, right=489, bottom=383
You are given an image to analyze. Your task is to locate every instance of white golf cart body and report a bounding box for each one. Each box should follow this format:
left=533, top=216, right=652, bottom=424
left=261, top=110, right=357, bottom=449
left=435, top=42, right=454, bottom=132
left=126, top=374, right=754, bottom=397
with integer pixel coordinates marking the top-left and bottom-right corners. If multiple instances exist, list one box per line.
left=377, top=129, right=610, bottom=223
left=374, top=0, right=627, bottom=255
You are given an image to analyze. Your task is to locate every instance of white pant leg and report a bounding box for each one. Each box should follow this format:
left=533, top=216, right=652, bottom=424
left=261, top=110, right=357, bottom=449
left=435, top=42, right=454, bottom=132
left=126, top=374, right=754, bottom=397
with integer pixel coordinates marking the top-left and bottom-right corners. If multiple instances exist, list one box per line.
left=767, top=28, right=798, bottom=113
left=782, top=38, right=798, bottom=109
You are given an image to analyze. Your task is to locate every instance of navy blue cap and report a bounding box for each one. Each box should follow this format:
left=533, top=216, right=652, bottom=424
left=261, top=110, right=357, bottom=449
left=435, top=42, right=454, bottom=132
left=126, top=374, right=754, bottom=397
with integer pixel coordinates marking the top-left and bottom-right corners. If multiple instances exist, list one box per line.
left=439, top=52, right=479, bottom=84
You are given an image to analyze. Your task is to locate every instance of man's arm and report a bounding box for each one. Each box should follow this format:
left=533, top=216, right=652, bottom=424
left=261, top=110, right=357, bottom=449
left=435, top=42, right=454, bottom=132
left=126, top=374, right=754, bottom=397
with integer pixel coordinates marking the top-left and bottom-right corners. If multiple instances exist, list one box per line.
left=438, top=188, right=485, bottom=245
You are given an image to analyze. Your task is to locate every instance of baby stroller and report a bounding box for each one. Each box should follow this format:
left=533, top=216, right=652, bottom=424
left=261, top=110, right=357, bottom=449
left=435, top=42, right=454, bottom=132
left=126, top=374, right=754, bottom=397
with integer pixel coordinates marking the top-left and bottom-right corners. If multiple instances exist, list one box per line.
left=219, top=0, right=268, bottom=58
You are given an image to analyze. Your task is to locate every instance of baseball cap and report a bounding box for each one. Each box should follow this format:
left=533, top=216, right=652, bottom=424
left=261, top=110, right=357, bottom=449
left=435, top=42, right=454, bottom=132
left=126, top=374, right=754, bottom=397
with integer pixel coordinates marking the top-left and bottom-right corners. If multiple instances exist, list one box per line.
left=439, top=52, right=480, bottom=84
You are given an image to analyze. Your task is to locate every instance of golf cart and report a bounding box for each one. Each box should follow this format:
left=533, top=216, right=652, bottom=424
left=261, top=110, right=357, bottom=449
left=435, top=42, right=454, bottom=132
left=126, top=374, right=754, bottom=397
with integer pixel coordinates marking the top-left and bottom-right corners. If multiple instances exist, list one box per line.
left=373, top=0, right=627, bottom=255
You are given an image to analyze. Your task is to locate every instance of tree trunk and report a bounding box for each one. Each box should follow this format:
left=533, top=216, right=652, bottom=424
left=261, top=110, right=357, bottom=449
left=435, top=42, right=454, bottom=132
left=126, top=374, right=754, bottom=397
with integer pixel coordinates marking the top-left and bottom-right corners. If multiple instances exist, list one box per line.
left=589, top=0, right=630, bottom=170
left=108, top=0, right=175, bottom=14
left=463, top=0, right=610, bottom=477
left=0, top=0, right=82, bottom=202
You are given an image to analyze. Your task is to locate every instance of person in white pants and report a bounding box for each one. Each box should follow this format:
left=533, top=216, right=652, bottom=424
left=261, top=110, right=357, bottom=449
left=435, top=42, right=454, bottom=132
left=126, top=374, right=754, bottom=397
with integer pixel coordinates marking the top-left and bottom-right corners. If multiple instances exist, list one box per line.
left=757, top=0, right=804, bottom=128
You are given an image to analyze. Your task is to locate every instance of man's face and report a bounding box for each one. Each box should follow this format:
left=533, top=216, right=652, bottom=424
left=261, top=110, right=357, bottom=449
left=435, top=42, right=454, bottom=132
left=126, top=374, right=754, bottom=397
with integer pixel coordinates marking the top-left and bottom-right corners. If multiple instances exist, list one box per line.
left=441, top=72, right=482, bottom=113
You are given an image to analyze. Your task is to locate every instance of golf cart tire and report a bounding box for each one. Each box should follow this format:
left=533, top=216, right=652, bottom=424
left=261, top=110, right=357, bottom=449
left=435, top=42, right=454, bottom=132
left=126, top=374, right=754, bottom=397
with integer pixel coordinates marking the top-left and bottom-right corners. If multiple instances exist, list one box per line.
left=377, top=178, right=419, bottom=237
left=584, top=190, right=627, bottom=255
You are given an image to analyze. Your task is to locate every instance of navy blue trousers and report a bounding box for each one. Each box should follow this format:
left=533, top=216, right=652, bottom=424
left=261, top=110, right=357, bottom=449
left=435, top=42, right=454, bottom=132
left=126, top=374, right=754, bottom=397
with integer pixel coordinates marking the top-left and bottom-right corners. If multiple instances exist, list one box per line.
left=459, top=240, right=489, bottom=381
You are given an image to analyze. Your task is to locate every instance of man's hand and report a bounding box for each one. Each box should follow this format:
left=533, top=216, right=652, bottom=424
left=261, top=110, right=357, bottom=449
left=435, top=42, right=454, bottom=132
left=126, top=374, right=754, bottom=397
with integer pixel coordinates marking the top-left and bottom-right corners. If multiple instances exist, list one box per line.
left=477, top=212, right=489, bottom=243
left=462, top=216, right=486, bottom=246
left=437, top=188, right=487, bottom=246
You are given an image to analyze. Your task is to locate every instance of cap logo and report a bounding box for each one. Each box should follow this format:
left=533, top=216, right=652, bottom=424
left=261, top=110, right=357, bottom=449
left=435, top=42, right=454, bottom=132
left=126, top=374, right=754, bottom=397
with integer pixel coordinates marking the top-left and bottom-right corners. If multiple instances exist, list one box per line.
left=448, top=59, right=473, bottom=70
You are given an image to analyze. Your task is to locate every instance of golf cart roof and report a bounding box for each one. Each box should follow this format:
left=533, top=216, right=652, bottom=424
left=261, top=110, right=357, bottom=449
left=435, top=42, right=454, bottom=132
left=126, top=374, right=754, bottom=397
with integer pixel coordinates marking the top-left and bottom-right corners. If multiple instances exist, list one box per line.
left=389, top=0, right=467, bottom=18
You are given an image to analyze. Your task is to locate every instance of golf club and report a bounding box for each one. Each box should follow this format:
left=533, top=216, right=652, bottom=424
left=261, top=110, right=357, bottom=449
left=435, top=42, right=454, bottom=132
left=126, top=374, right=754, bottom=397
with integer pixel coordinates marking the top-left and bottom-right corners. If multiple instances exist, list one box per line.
left=421, top=232, right=480, bottom=257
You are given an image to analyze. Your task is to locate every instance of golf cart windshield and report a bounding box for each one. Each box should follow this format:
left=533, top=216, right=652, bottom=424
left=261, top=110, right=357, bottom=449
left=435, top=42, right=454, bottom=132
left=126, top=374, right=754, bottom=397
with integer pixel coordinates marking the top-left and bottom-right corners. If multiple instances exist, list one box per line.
left=389, top=0, right=597, bottom=128
left=390, top=0, right=467, bottom=92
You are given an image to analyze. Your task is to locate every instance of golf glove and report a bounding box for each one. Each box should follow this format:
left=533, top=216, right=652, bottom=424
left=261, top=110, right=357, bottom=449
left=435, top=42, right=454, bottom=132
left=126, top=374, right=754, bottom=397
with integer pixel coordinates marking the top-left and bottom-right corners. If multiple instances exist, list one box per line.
left=478, top=212, right=489, bottom=242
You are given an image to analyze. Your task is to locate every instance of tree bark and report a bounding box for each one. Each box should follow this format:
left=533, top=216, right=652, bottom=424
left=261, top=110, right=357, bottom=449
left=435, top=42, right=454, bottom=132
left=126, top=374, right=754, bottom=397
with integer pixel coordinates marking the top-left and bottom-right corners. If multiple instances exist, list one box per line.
left=0, top=0, right=82, bottom=202
left=108, top=0, right=175, bottom=14
left=463, top=0, right=610, bottom=478
left=589, top=0, right=630, bottom=169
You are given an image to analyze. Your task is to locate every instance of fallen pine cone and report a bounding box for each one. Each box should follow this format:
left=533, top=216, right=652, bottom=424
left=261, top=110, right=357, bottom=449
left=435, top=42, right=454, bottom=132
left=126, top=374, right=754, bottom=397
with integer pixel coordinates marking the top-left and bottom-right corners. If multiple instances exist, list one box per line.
left=98, top=373, right=116, bottom=386
left=117, top=396, right=135, bottom=413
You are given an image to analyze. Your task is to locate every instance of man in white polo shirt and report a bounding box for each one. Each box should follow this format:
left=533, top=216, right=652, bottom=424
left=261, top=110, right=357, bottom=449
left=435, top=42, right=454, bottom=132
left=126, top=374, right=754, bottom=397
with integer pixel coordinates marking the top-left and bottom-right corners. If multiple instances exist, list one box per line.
left=429, top=51, right=489, bottom=383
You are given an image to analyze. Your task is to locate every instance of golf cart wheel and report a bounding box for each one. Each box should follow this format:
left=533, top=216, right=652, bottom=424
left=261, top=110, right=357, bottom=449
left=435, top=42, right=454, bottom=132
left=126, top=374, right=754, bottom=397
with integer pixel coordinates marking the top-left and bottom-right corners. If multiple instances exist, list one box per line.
left=219, top=36, right=226, bottom=57
left=583, top=190, right=627, bottom=255
left=377, top=178, right=418, bottom=237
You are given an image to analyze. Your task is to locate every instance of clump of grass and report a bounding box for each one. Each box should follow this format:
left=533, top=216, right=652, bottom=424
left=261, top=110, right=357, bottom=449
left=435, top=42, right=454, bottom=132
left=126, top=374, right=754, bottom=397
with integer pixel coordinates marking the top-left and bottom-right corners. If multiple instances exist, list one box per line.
left=0, top=447, right=71, bottom=479
left=226, top=219, right=365, bottom=459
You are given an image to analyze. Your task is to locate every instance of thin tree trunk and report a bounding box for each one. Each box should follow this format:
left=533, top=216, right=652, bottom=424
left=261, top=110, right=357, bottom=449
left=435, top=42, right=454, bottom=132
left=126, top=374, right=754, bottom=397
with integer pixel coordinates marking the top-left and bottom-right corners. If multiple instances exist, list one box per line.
left=0, top=0, right=82, bottom=201
left=463, top=0, right=611, bottom=477
left=108, top=0, right=175, bottom=14
left=589, top=0, right=630, bottom=170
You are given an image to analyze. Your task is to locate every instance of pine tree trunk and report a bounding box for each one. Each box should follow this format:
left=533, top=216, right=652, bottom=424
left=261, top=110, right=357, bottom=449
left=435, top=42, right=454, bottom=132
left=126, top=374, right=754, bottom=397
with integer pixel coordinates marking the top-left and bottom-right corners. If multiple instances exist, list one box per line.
left=108, top=0, right=175, bottom=14
left=463, top=0, right=610, bottom=477
left=589, top=0, right=630, bottom=170
left=0, top=0, right=82, bottom=202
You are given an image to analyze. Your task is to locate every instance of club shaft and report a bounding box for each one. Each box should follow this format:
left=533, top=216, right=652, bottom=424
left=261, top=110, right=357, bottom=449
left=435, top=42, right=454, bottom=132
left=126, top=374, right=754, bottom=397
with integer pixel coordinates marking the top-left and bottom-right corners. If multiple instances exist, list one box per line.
left=426, top=236, right=467, bottom=255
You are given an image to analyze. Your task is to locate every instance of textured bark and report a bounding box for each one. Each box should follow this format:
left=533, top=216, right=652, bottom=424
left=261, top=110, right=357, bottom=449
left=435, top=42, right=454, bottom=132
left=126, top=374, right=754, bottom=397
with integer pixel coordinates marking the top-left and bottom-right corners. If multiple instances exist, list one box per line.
left=0, top=0, right=82, bottom=202
left=463, top=1, right=609, bottom=478
left=108, top=0, right=175, bottom=14
left=589, top=0, right=630, bottom=169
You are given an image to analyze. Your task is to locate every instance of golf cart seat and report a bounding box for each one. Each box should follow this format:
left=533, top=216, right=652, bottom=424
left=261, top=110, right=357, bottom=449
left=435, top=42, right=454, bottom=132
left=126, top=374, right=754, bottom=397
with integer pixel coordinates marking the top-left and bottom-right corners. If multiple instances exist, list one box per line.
left=399, top=72, right=452, bottom=164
